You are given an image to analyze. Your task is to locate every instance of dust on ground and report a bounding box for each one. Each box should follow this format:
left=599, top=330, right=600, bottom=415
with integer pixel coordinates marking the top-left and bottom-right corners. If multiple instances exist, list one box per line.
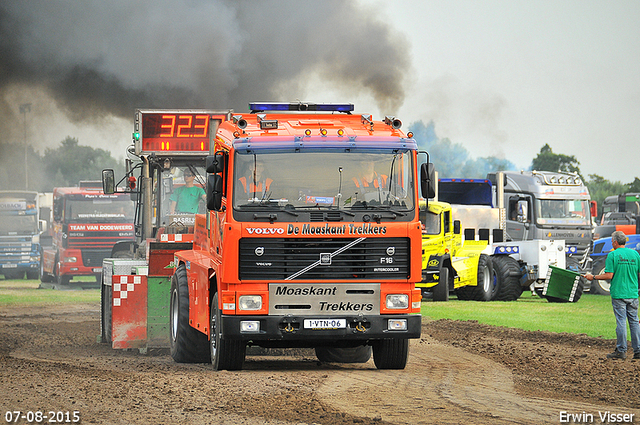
left=1, top=303, right=639, bottom=425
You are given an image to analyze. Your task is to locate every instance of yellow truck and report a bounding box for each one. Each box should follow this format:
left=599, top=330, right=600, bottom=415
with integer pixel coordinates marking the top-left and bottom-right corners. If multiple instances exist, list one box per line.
left=417, top=176, right=579, bottom=302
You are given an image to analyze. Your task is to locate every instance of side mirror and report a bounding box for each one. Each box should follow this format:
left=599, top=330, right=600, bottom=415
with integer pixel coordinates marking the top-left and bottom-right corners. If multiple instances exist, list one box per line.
left=453, top=220, right=461, bottom=235
left=206, top=152, right=226, bottom=174
left=207, top=174, right=223, bottom=211
left=517, top=199, right=528, bottom=223
left=102, top=169, right=115, bottom=195
left=590, top=200, right=598, bottom=220
left=420, top=162, right=436, bottom=199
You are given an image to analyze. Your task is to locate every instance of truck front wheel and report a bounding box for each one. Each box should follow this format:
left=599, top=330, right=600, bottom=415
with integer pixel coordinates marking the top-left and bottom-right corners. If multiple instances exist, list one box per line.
left=210, top=292, right=246, bottom=370
left=169, top=263, right=210, bottom=363
left=455, top=254, right=496, bottom=301
left=432, top=267, right=450, bottom=302
left=40, top=249, right=54, bottom=283
left=372, top=338, right=409, bottom=369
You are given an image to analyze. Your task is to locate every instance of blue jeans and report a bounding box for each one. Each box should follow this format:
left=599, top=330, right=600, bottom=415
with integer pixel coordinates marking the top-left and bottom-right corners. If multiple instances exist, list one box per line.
left=612, top=298, right=640, bottom=353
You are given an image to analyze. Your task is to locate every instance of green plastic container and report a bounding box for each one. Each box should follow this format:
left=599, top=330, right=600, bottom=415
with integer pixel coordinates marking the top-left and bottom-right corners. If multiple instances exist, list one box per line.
left=542, top=265, right=584, bottom=302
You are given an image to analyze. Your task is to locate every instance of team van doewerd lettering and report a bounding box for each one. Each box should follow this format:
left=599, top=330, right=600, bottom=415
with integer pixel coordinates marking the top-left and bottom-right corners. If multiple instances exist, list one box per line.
left=245, top=223, right=387, bottom=236
left=274, top=286, right=374, bottom=312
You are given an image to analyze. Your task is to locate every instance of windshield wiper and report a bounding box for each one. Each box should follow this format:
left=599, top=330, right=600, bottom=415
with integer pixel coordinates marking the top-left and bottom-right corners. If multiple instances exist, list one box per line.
left=351, top=201, right=406, bottom=217
left=238, top=203, right=299, bottom=219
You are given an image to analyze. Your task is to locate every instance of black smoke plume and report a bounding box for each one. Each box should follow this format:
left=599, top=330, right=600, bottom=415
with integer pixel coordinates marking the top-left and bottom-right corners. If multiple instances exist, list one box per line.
left=0, top=1, right=410, bottom=137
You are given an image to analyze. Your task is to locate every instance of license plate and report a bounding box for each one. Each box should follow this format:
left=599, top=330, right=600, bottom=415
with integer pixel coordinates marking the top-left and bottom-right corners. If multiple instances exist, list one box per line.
left=303, top=319, right=347, bottom=329
left=2, top=264, right=17, bottom=268
left=92, top=268, right=102, bottom=273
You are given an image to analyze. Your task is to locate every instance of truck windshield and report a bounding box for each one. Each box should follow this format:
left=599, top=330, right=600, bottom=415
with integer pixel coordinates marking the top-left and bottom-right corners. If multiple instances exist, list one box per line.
left=233, top=151, right=415, bottom=212
left=65, top=196, right=135, bottom=223
left=535, top=199, right=590, bottom=225
left=0, top=214, right=37, bottom=235
left=420, top=210, right=441, bottom=235
left=158, top=165, right=207, bottom=227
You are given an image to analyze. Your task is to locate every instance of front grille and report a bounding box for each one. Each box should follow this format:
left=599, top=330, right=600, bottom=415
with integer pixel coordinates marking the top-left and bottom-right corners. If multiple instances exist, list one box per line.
left=82, top=249, right=111, bottom=267
left=239, top=237, right=410, bottom=280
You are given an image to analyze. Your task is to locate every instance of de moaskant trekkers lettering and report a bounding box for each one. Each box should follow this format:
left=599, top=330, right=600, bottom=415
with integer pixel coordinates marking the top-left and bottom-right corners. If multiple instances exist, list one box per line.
left=246, top=223, right=387, bottom=236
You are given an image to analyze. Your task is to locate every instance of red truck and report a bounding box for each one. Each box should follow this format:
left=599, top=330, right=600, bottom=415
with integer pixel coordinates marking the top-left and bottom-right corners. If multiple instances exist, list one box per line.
left=169, top=102, right=433, bottom=370
left=40, top=182, right=135, bottom=286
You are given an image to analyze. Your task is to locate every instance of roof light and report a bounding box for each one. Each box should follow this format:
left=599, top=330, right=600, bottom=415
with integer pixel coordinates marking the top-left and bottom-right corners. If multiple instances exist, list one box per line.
left=249, top=102, right=354, bottom=113
left=337, top=129, right=344, bottom=136
left=304, top=129, right=312, bottom=136
left=320, top=129, right=328, bottom=136
left=407, top=132, right=414, bottom=138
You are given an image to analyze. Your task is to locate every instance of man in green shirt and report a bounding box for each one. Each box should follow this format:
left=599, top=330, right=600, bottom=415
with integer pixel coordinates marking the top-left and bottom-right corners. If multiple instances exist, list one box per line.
left=586, top=230, right=640, bottom=360
left=169, top=169, right=205, bottom=214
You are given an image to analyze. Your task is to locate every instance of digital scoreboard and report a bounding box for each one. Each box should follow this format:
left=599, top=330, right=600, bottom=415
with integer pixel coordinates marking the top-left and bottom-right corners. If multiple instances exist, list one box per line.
left=134, top=109, right=231, bottom=155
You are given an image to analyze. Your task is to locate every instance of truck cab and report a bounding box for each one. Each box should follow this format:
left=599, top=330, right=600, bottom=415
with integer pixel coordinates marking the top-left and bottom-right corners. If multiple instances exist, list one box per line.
left=494, top=171, right=593, bottom=272
left=170, top=102, right=431, bottom=370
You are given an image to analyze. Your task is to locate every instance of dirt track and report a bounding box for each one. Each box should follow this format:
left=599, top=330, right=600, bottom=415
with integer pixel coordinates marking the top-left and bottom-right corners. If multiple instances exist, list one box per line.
left=1, top=303, right=639, bottom=425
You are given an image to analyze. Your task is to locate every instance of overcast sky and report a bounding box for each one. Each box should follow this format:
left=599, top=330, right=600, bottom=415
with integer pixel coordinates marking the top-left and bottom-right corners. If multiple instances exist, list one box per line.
left=2, top=1, right=639, bottom=184
left=339, top=0, right=640, bottom=183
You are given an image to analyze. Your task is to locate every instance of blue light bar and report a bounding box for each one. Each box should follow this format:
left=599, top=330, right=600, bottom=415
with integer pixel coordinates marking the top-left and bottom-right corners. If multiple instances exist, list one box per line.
left=249, top=102, right=354, bottom=113
left=565, top=245, right=578, bottom=254
left=493, top=245, right=519, bottom=255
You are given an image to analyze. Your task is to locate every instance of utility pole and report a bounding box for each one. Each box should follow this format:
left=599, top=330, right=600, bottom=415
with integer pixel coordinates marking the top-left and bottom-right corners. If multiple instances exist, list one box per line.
left=19, top=103, right=31, bottom=190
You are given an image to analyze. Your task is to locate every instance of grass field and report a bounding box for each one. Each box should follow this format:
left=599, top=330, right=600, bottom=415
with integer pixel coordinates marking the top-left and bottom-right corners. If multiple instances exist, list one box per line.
left=0, top=278, right=621, bottom=340
left=422, top=292, right=617, bottom=339
left=0, top=278, right=100, bottom=306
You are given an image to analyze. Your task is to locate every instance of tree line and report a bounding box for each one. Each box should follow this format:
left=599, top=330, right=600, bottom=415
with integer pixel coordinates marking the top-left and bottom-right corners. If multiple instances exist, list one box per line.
left=410, top=120, right=640, bottom=218
left=0, top=137, right=123, bottom=192
left=1, top=126, right=638, bottom=220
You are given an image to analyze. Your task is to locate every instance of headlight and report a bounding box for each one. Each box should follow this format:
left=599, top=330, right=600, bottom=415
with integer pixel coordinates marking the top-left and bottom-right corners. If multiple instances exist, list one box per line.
left=386, top=294, right=409, bottom=309
left=64, top=256, right=77, bottom=263
left=238, top=295, right=262, bottom=311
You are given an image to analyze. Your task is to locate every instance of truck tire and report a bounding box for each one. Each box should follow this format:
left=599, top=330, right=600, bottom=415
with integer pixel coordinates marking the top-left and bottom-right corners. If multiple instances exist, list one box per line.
left=589, top=259, right=610, bottom=296
left=372, top=338, right=409, bottom=369
left=54, top=257, right=70, bottom=286
left=101, top=279, right=112, bottom=343
left=315, top=346, right=372, bottom=363
left=170, top=263, right=210, bottom=363
left=4, top=270, right=25, bottom=280
left=210, top=292, right=246, bottom=370
left=455, top=254, right=496, bottom=301
left=40, top=249, right=54, bottom=283
left=432, top=267, right=450, bottom=302
left=491, top=256, right=523, bottom=301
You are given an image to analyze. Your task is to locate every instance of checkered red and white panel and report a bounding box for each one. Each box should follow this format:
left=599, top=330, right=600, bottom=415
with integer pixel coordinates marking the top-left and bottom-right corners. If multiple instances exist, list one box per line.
left=159, top=233, right=194, bottom=242
left=113, top=275, right=143, bottom=307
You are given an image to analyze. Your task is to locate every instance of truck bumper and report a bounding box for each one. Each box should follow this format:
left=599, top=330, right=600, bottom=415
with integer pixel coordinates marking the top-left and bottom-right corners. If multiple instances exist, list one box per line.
left=220, top=313, right=421, bottom=344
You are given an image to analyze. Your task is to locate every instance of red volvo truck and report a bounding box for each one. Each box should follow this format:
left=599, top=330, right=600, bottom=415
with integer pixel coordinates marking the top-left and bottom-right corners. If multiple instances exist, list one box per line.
left=40, top=182, right=135, bottom=286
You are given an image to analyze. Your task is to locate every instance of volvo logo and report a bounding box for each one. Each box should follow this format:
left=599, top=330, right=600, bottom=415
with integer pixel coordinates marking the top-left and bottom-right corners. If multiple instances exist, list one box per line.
left=386, top=246, right=396, bottom=256
left=320, top=253, right=331, bottom=265
left=255, top=247, right=264, bottom=256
